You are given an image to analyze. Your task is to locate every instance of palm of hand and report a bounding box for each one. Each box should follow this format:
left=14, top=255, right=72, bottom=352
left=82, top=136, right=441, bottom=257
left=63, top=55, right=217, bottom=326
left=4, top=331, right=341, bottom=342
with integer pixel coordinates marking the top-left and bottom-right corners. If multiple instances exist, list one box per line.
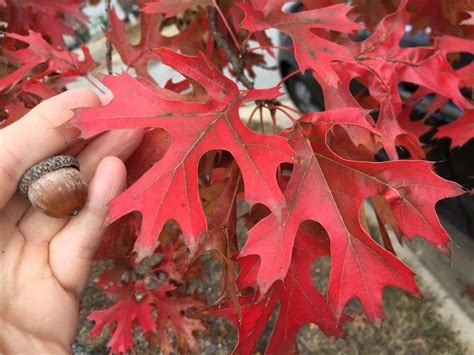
left=0, top=217, right=80, bottom=353
left=0, top=89, right=143, bottom=353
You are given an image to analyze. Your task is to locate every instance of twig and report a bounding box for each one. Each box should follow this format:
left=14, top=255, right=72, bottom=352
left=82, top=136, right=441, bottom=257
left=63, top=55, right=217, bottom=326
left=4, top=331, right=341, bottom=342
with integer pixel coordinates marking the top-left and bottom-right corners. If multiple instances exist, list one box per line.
left=208, top=5, right=300, bottom=130
left=254, top=63, right=278, bottom=70
left=208, top=6, right=254, bottom=89
left=211, top=0, right=240, bottom=50
left=105, top=0, right=113, bottom=75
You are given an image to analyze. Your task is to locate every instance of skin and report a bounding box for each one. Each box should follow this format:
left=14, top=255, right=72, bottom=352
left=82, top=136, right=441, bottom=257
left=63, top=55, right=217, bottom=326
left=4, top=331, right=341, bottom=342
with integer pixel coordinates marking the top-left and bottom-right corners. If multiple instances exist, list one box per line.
left=0, top=89, right=143, bottom=354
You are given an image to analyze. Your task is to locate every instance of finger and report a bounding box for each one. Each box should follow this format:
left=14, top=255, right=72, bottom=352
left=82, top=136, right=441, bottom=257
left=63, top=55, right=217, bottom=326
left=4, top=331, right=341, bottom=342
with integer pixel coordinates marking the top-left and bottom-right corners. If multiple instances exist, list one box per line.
left=77, top=128, right=144, bottom=181
left=0, top=194, right=28, bottom=252
left=61, top=137, right=93, bottom=157
left=0, top=193, right=29, bottom=226
left=17, top=128, right=143, bottom=241
left=0, top=89, right=101, bottom=209
left=49, top=156, right=126, bottom=296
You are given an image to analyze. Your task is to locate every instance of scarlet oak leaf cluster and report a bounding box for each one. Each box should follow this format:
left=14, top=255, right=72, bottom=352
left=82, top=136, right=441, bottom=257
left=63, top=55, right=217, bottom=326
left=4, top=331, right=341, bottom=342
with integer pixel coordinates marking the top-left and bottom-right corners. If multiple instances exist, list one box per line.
left=89, top=213, right=207, bottom=354
left=241, top=108, right=463, bottom=324
left=240, top=0, right=361, bottom=86
left=0, top=31, right=94, bottom=94
left=328, top=0, right=473, bottom=159
left=0, top=0, right=88, bottom=46
left=1, top=0, right=473, bottom=353
left=88, top=273, right=206, bottom=354
left=88, top=284, right=156, bottom=354
left=435, top=110, right=474, bottom=147
left=74, top=47, right=295, bottom=259
left=207, top=224, right=347, bottom=354
left=106, top=5, right=209, bottom=80
left=145, top=283, right=207, bottom=353
left=0, top=29, right=94, bottom=127
left=142, top=0, right=211, bottom=18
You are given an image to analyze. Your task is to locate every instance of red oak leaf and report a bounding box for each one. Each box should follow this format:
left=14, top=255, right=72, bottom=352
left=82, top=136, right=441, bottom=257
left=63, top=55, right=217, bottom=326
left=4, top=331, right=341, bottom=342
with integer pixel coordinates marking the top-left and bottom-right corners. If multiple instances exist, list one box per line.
left=106, top=7, right=163, bottom=79
left=322, top=0, right=474, bottom=159
left=88, top=279, right=205, bottom=354
left=266, top=224, right=346, bottom=353
left=206, top=224, right=345, bottom=354
left=1, top=0, right=88, bottom=46
left=0, top=79, right=57, bottom=127
left=198, top=161, right=241, bottom=312
left=0, top=99, right=29, bottom=128
left=355, top=1, right=470, bottom=112
left=340, top=0, right=473, bottom=158
left=144, top=283, right=207, bottom=354
left=107, top=8, right=208, bottom=80
left=73, top=48, right=294, bottom=260
left=0, top=31, right=94, bottom=93
left=142, top=0, right=211, bottom=18
left=153, top=229, right=192, bottom=284
left=437, top=35, right=474, bottom=89
left=88, top=284, right=156, bottom=354
left=435, top=110, right=474, bottom=147
left=239, top=0, right=361, bottom=87
left=207, top=291, right=278, bottom=354
left=408, top=0, right=474, bottom=36
left=240, top=108, right=464, bottom=324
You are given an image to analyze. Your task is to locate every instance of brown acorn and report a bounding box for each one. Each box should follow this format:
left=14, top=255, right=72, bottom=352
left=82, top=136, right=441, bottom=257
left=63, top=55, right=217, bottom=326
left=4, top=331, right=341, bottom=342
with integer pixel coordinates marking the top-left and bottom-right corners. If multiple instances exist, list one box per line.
left=19, top=155, right=88, bottom=218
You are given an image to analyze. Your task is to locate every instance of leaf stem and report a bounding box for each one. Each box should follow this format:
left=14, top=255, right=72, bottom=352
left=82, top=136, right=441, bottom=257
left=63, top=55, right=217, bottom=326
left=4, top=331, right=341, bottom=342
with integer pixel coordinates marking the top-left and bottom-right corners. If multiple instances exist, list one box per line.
left=277, top=69, right=300, bottom=87
left=247, top=45, right=292, bottom=53
left=275, top=107, right=298, bottom=124
left=278, top=103, right=302, bottom=115
left=246, top=105, right=260, bottom=127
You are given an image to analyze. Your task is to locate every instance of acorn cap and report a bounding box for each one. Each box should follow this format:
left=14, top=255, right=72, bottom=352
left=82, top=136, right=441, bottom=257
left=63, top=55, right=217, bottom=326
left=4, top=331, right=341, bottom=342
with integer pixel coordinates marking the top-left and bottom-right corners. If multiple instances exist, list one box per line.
left=19, top=155, right=80, bottom=196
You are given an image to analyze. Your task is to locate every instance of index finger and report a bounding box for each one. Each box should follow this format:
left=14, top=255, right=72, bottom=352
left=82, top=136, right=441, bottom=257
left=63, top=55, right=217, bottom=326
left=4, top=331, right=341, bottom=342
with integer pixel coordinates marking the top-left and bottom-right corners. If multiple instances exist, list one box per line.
left=0, top=89, right=101, bottom=209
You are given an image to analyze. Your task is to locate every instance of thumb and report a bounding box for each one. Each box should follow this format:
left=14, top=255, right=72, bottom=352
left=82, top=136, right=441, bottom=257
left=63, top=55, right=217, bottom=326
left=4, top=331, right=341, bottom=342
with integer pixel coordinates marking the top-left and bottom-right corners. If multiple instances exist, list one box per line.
left=49, top=156, right=126, bottom=296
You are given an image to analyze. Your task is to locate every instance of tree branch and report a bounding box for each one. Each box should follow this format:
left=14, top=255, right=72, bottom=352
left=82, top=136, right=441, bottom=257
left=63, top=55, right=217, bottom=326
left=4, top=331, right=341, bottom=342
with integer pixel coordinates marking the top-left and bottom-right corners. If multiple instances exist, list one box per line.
left=208, top=6, right=254, bottom=90
left=105, top=0, right=113, bottom=75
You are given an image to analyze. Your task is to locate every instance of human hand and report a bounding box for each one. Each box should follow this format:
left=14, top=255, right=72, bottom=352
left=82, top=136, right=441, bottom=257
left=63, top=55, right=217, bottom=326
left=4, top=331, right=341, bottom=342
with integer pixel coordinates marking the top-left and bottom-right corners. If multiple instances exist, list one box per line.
left=0, top=89, right=143, bottom=354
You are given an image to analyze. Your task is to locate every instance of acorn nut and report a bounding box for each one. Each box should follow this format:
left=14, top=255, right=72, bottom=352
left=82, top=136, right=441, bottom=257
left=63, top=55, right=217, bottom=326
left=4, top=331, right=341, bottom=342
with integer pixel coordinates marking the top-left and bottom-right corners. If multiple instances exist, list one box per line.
left=19, top=155, right=88, bottom=218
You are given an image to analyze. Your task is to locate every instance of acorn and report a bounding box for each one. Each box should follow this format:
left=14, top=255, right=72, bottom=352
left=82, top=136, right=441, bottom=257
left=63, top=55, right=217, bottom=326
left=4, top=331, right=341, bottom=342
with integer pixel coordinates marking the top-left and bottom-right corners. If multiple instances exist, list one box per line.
left=19, top=155, right=88, bottom=218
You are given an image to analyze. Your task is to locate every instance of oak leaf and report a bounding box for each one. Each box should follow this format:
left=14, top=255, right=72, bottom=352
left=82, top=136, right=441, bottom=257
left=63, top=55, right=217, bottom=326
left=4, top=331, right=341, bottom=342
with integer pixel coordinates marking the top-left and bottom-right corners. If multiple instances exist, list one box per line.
left=0, top=31, right=94, bottom=93
left=435, top=110, right=474, bottom=147
left=239, top=0, right=361, bottom=87
left=142, top=0, right=211, bottom=18
left=88, top=284, right=156, bottom=354
left=205, top=223, right=345, bottom=354
left=240, top=108, right=464, bottom=323
left=74, top=48, right=294, bottom=260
